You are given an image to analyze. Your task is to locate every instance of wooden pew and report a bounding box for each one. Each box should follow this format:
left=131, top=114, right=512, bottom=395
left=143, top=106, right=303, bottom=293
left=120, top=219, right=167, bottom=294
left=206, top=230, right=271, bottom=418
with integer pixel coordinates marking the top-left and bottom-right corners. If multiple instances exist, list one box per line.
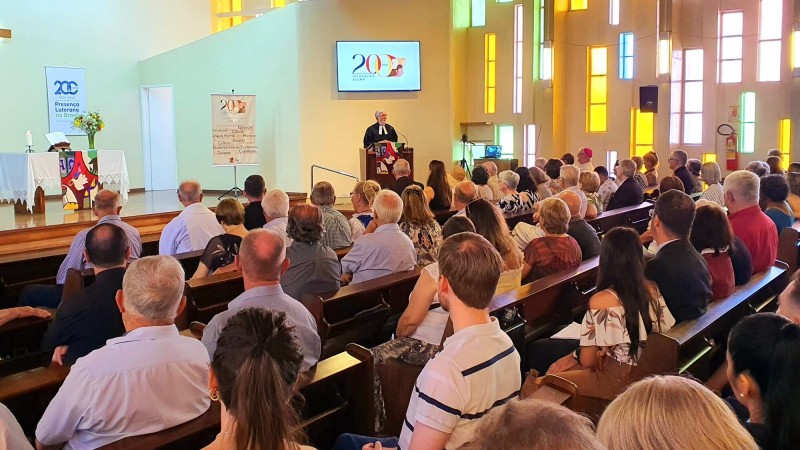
left=0, top=308, right=55, bottom=377
left=777, top=226, right=799, bottom=276
left=586, top=202, right=653, bottom=237
left=0, top=364, right=71, bottom=436
left=179, top=271, right=244, bottom=330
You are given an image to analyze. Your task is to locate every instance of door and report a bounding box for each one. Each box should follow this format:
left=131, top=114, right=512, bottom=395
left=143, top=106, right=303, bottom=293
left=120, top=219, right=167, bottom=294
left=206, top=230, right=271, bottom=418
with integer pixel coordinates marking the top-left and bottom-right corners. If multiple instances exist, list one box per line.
left=141, top=86, right=178, bottom=191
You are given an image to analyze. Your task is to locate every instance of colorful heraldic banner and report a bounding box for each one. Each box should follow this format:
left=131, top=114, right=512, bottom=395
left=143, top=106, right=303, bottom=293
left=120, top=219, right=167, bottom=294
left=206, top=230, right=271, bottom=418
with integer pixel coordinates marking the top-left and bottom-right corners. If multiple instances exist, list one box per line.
left=211, top=94, right=258, bottom=166
left=45, top=67, right=88, bottom=135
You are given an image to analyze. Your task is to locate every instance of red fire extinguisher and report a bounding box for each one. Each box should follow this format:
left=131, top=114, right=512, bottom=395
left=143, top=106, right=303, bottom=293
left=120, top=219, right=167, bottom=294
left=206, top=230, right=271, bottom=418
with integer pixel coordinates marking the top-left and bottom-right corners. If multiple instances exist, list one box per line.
left=726, top=133, right=738, bottom=171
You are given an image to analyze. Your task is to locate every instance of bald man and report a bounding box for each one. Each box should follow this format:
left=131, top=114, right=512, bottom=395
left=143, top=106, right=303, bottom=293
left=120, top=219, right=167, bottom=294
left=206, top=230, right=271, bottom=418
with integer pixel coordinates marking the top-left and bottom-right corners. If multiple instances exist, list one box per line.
left=482, top=161, right=502, bottom=200
left=159, top=180, right=223, bottom=255
left=453, top=181, right=479, bottom=215
left=559, top=190, right=600, bottom=260
left=201, top=229, right=321, bottom=371
left=19, top=190, right=142, bottom=308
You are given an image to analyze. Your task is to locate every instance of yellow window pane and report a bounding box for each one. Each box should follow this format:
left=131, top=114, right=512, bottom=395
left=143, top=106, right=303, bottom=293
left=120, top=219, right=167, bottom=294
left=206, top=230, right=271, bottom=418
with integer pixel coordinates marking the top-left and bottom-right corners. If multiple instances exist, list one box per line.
left=272, top=0, right=285, bottom=6
left=635, top=146, right=654, bottom=157
left=780, top=118, right=791, bottom=153
left=783, top=154, right=791, bottom=170
left=488, top=34, right=496, bottom=60
left=590, top=47, right=608, bottom=75
left=488, top=62, right=496, bottom=86
left=570, top=0, right=588, bottom=11
left=590, top=76, right=607, bottom=104
left=636, top=111, right=654, bottom=146
left=589, top=105, right=607, bottom=132
left=702, top=153, right=717, bottom=163
left=486, top=88, right=496, bottom=114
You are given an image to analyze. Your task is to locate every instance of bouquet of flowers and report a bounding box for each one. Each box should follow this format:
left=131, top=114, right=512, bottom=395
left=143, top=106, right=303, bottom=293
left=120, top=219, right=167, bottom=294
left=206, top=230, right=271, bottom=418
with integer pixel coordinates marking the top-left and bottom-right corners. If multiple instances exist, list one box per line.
left=73, top=111, right=105, bottom=149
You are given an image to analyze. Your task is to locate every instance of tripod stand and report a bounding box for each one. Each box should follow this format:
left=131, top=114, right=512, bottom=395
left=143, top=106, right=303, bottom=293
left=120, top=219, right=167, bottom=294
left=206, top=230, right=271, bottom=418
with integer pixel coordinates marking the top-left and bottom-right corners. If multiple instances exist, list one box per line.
left=218, top=165, right=244, bottom=199
left=460, top=134, right=473, bottom=178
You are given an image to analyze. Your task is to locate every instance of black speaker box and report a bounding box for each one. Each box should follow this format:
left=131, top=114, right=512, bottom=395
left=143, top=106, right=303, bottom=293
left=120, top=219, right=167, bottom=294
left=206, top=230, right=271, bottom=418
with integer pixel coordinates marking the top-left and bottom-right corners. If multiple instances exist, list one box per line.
left=640, top=85, right=658, bottom=113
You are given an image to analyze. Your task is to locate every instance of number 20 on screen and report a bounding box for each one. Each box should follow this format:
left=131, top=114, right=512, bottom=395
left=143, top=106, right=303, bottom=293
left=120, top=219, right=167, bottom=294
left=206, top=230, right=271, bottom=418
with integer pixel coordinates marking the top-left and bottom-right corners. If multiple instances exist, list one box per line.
left=351, top=54, right=398, bottom=77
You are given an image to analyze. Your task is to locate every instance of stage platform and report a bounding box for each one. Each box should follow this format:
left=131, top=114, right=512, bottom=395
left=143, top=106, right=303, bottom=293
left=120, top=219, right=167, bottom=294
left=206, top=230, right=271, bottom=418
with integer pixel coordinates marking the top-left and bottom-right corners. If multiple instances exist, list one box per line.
left=0, top=190, right=362, bottom=260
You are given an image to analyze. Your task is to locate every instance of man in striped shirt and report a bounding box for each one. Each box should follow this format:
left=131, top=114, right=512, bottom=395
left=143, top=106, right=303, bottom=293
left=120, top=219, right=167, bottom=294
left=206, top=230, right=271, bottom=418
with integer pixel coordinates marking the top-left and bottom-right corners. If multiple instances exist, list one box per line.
left=334, top=232, right=521, bottom=450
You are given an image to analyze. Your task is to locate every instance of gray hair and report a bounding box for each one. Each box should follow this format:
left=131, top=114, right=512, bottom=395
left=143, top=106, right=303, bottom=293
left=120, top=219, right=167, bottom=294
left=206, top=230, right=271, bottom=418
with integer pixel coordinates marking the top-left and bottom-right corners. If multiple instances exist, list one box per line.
left=724, top=170, right=760, bottom=205
left=122, top=256, right=185, bottom=322
left=744, top=160, right=770, bottom=177
left=620, top=159, right=637, bottom=178
left=535, top=157, right=548, bottom=169
left=239, top=229, right=286, bottom=282
left=498, top=170, right=520, bottom=189
left=700, top=162, right=721, bottom=185
left=373, top=189, right=403, bottom=223
left=394, top=159, right=411, bottom=176
left=261, top=189, right=289, bottom=218
left=310, top=181, right=336, bottom=206
left=560, top=165, right=580, bottom=187
left=178, top=179, right=203, bottom=203
left=671, top=150, right=688, bottom=166
left=93, top=189, right=120, bottom=213
left=374, top=110, right=385, bottom=120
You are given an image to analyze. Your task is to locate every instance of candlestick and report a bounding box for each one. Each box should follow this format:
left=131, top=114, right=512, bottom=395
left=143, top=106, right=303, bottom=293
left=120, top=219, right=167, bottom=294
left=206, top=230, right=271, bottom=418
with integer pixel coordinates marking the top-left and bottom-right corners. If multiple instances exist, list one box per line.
left=25, top=130, right=32, bottom=147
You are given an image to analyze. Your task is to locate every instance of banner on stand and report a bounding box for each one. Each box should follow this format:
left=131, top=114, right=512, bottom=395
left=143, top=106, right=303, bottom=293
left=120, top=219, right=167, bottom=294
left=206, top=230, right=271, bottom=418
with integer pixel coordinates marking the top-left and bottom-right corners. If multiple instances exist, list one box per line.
left=46, top=67, right=87, bottom=135
left=211, top=94, right=258, bottom=166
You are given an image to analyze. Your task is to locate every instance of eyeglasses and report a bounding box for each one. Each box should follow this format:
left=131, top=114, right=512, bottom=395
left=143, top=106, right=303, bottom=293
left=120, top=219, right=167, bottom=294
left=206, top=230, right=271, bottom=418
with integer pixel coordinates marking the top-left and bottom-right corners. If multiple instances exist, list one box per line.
left=649, top=209, right=655, bottom=218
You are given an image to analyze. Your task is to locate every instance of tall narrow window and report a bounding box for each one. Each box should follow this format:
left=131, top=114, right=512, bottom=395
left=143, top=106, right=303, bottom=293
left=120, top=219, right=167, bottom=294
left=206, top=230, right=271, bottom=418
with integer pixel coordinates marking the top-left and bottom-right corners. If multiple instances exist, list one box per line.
left=632, top=109, right=654, bottom=156
left=485, top=33, right=496, bottom=114
left=535, top=0, right=544, bottom=80
left=741, top=92, right=756, bottom=153
left=609, top=0, right=620, bottom=25
left=702, top=153, right=717, bottom=163
left=759, top=0, right=783, bottom=82
left=524, top=124, right=537, bottom=166
left=682, top=49, right=704, bottom=145
left=606, top=150, right=618, bottom=172
left=588, top=46, right=608, bottom=133
left=719, top=11, right=743, bottom=83
left=619, top=33, right=634, bottom=79
left=471, top=0, right=486, bottom=27
left=213, top=0, right=243, bottom=32
left=513, top=4, right=524, bottom=113
left=779, top=118, right=791, bottom=168
left=497, top=125, right=514, bottom=157
left=271, top=0, right=285, bottom=7
left=570, top=0, right=588, bottom=11
left=670, top=51, right=683, bottom=144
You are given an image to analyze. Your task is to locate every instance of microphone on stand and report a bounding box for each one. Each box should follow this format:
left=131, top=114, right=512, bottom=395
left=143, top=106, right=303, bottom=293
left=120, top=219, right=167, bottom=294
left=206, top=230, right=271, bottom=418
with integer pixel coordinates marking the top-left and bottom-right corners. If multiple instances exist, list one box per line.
left=396, top=129, right=410, bottom=148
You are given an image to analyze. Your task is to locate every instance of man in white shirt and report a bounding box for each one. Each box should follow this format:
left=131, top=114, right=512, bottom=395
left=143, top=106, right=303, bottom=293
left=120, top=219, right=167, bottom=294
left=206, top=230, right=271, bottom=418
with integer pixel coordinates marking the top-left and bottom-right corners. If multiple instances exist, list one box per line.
left=35, top=256, right=210, bottom=450
left=595, top=166, right=618, bottom=210
left=341, top=190, right=416, bottom=284
left=560, top=165, right=588, bottom=218
left=576, top=147, right=594, bottom=171
left=159, top=180, right=223, bottom=255
left=452, top=180, right=478, bottom=216
left=262, top=188, right=292, bottom=247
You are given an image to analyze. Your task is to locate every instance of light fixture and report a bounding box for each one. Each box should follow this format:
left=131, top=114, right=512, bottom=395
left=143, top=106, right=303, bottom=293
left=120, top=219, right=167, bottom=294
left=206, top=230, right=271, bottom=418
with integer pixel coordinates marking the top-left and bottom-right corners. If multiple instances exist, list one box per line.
left=541, top=40, right=553, bottom=87
left=0, top=28, right=11, bottom=39
left=658, top=31, right=671, bottom=81
left=793, top=23, right=800, bottom=77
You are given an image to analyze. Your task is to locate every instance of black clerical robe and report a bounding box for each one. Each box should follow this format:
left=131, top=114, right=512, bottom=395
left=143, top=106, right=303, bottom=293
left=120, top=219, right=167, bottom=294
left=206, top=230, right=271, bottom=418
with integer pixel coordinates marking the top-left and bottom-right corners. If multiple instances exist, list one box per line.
left=363, top=122, right=398, bottom=148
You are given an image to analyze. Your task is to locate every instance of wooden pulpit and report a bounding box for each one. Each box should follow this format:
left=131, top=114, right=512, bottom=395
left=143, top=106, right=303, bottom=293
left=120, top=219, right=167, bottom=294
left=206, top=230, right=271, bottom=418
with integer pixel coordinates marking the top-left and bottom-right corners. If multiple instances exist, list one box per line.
left=359, top=146, right=414, bottom=189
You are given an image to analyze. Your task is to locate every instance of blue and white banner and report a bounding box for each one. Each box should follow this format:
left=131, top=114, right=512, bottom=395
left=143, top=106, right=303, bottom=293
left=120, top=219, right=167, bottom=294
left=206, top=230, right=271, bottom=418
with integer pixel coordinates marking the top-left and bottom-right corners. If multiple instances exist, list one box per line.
left=45, top=66, right=87, bottom=135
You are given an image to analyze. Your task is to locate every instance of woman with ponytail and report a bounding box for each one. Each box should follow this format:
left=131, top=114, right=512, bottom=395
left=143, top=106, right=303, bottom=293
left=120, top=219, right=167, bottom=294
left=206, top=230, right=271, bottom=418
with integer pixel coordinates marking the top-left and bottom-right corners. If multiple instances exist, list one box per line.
left=727, top=313, right=800, bottom=450
left=204, top=308, right=315, bottom=450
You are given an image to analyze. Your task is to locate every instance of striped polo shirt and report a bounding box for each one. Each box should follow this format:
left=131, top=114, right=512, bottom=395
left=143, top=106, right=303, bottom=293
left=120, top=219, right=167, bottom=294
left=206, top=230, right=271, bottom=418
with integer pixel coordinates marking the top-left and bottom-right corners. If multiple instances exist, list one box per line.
left=398, top=317, right=521, bottom=450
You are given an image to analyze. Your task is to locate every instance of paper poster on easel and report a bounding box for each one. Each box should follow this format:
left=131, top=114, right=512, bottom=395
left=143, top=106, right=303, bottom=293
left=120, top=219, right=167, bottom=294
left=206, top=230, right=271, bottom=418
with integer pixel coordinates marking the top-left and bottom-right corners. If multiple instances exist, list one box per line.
left=211, top=94, right=258, bottom=166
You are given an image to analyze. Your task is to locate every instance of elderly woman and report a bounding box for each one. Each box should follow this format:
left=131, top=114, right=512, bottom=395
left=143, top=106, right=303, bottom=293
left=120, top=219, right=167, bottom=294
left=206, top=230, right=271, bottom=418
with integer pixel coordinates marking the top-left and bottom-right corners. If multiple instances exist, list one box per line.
left=348, top=179, right=381, bottom=240
left=192, top=198, right=249, bottom=279
left=471, top=165, right=494, bottom=201
left=280, top=204, right=341, bottom=300
left=310, top=181, right=352, bottom=249
left=686, top=159, right=704, bottom=193
left=521, top=197, right=582, bottom=283
left=744, top=160, right=770, bottom=177
left=786, top=172, right=800, bottom=219
left=760, top=174, right=794, bottom=234
left=497, top=170, right=536, bottom=213
left=399, top=185, right=443, bottom=265
left=530, top=166, right=552, bottom=201
left=699, top=162, right=724, bottom=206
left=579, top=170, right=603, bottom=219
left=642, top=151, right=659, bottom=187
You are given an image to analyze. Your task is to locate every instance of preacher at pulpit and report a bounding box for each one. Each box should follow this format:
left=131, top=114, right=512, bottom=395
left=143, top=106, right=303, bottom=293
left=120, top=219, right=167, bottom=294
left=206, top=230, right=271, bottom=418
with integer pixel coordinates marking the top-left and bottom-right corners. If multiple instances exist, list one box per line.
left=363, top=110, right=398, bottom=148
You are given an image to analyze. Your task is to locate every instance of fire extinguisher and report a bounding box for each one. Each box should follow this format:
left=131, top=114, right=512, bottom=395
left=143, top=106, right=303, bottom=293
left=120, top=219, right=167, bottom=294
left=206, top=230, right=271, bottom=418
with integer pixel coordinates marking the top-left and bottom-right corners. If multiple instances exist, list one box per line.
left=718, top=124, right=738, bottom=170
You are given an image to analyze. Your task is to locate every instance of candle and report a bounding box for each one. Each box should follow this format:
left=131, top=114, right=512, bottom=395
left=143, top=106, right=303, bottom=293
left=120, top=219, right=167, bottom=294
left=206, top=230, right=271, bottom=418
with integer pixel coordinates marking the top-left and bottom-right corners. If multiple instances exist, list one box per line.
left=25, top=130, right=32, bottom=147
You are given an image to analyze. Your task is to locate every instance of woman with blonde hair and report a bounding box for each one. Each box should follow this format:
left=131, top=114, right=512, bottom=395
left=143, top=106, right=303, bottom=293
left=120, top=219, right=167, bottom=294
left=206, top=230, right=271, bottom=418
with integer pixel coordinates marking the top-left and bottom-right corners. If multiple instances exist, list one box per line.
left=192, top=198, right=248, bottom=279
left=699, top=161, right=725, bottom=206
left=597, top=375, right=758, bottom=450
left=643, top=151, right=659, bottom=187
left=399, top=185, right=443, bottom=265
left=632, top=156, right=648, bottom=188
left=579, top=171, right=603, bottom=219
left=348, top=179, right=381, bottom=240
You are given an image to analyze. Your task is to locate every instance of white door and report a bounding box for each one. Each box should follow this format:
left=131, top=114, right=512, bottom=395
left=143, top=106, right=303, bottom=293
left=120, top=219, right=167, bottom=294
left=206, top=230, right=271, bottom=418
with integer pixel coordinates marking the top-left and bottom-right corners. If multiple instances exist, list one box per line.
left=141, top=86, right=178, bottom=191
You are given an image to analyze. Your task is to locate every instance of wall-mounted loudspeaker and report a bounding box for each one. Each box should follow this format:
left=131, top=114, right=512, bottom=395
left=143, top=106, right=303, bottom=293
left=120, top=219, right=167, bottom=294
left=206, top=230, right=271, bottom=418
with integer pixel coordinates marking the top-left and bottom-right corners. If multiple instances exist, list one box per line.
left=640, top=85, right=658, bottom=113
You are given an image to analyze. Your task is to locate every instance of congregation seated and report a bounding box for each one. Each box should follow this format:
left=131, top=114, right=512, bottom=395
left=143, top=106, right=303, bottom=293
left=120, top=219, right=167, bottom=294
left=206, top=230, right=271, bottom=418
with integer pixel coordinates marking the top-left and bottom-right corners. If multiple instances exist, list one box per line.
left=597, top=375, right=759, bottom=450
left=789, top=161, right=800, bottom=173
left=521, top=197, right=581, bottom=283
left=544, top=158, right=565, bottom=194
left=482, top=160, right=502, bottom=200
left=562, top=152, right=575, bottom=165
left=41, top=223, right=129, bottom=365
left=310, top=181, right=352, bottom=249
left=242, top=174, right=267, bottom=230
left=192, top=198, right=249, bottom=279
left=470, top=165, right=494, bottom=201
left=451, top=179, right=478, bottom=215
left=530, top=165, right=552, bottom=201
left=348, top=180, right=380, bottom=240
left=759, top=174, right=794, bottom=234
left=159, top=179, right=223, bottom=256
left=201, top=229, right=320, bottom=371
left=515, top=166, right=537, bottom=197
left=644, top=190, right=712, bottom=322
left=766, top=154, right=784, bottom=176
left=786, top=172, right=800, bottom=219
left=658, top=174, right=685, bottom=194
left=559, top=165, right=588, bottom=218
left=606, top=159, right=644, bottom=211
left=534, top=156, right=548, bottom=170
left=724, top=170, right=778, bottom=274
left=423, top=160, right=453, bottom=212
left=576, top=147, right=594, bottom=172
left=334, top=232, right=522, bottom=450
left=340, top=190, right=416, bottom=284
left=669, top=150, right=696, bottom=195
left=204, top=308, right=315, bottom=450
left=460, top=398, right=605, bottom=450
left=525, top=227, right=675, bottom=401
left=631, top=156, right=648, bottom=188
left=726, top=313, right=800, bottom=449
left=0, top=306, right=50, bottom=327
left=20, top=190, right=142, bottom=309
left=262, top=189, right=293, bottom=247
left=642, top=150, right=659, bottom=187
left=35, top=256, right=210, bottom=449
left=745, top=160, right=770, bottom=177
left=595, top=165, right=617, bottom=210
left=690, top=201, right=752, bottom=299
left=497, top=170, right=535, bottom=213
left=464, top=200, right=524, bottom=289
left=399, top=185, right=443, bottom=265
left=387, top=158, right=423, bottom=198
left=579, top=170, right=602, bottom=219
left=686, top=158, right=704, bottom=194
left=699, top=161, right=725, bottom=206
left=280, top=204, right=341, bottom=300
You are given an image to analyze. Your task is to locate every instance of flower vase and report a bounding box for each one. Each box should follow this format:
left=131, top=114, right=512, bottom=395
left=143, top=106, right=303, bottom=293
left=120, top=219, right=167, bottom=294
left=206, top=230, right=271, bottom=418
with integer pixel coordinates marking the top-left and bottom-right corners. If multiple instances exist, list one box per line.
left=87, top=133, right=96, bottom=150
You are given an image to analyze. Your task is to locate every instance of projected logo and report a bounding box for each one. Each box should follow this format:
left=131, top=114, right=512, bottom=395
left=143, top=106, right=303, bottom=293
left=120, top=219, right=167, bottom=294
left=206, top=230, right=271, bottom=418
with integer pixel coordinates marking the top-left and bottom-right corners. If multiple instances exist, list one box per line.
left=351, top=54, right=406, bottom=79
left=54, top=80, right=79, bottom=95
